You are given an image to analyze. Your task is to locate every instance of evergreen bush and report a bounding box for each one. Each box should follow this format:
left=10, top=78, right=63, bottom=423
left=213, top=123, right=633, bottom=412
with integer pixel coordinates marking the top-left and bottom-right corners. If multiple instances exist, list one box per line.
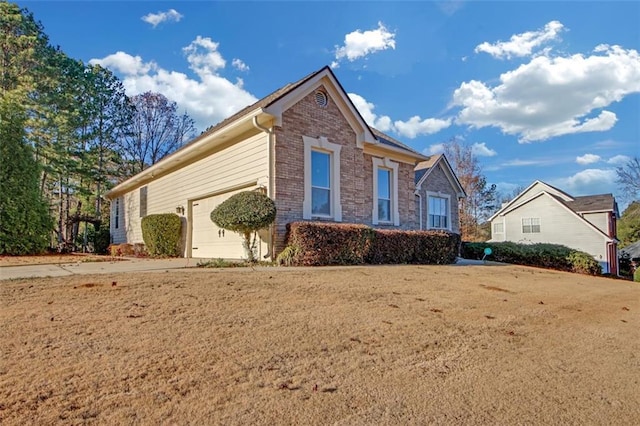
left=210, top=191, right=276, bottom=262
left=141, top=213, right=182, bottom=257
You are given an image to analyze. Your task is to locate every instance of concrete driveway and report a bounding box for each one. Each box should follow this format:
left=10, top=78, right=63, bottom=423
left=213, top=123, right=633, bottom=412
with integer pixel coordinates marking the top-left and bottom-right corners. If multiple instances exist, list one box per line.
left=0, top=258, right=200, bottom=280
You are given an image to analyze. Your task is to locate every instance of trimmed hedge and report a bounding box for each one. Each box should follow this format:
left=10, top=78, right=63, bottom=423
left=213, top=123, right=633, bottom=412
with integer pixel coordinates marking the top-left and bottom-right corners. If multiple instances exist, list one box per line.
left=141, top=213, right=182, bottom=257
left=286, top=222, right=375, bottom=266
left=461, top=241, right=602, bottom=275
left=282, top=222, right=460, bottom=266
left=367, top=229, right=460, bottom=265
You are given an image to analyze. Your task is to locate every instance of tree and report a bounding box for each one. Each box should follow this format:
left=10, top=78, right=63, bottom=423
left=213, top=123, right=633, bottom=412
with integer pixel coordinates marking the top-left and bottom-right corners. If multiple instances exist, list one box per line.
left=210, top=191, right=277, bottom=262
left=616, top=157, right=640, bottom=202
left=442, top=138, right=498, bottom=241
left=123, top=92, right=195, bottom=175
left=618, top=201, right=640, bottom=248
left=0, top=96, right=52, bottom=254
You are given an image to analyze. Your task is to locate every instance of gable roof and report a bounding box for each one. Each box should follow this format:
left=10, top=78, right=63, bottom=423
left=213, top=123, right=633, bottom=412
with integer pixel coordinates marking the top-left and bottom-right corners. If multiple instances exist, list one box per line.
left=106, top=65, right=426, bottom=199
left=414, top=154, right=466, bottom=197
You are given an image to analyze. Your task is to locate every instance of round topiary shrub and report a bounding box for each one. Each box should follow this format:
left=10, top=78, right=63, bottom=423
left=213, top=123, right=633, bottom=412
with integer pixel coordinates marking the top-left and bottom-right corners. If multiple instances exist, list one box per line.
left=210, top=191, right=276, bottom=262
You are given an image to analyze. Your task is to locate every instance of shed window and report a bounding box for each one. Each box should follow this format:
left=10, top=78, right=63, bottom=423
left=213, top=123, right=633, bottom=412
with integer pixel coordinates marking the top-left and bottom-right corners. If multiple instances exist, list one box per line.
left=140, top=186, right=148, bottom=218
left=522, top=217, right=540, bottom=233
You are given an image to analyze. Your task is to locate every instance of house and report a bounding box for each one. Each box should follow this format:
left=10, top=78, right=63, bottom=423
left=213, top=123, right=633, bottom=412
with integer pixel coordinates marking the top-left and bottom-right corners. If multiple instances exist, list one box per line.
left=105, top=66, right=465, bottom=260
left=488, top=181, right=619, bottom=274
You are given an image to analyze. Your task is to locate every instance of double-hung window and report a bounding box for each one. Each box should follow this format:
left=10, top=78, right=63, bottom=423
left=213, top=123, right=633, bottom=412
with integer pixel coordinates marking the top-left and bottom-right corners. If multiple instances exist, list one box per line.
left=428, top=196, right=448, bottom=229
left=311, top=150, right=331, bottom=216
left=372, top=157, right=399, bottom=226
left=522, top=217, right=540, bottom=233
left=303, top=136, right=342, bottom=221
left=114, top=197, right=120, bottom=229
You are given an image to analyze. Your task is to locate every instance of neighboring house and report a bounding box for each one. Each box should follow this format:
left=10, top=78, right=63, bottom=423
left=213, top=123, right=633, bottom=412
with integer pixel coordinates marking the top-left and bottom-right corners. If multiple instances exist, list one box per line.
left=488, top=181, right=619, bottom=274
left=105, top=66, right=465, bottom=260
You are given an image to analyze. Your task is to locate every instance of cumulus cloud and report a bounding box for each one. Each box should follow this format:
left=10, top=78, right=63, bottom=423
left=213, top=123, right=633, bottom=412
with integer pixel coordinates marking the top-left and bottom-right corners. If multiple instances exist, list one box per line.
left=555, top=168, right=617, bottom=196
left=576, top=153, right=601, bottom=165
left=348, top=93, right=394, bottom=132
left=475, top=20, right=564, bottom=59
left=90, top=37, right=257, bottom=131
left=349, top=93, right=452, bottom=138
left=393, top=116, right=452, bottom=139
left=607, top=154, right=631, bottom=165
left=452, top=44, right=640, bottom=142
left=333, top=22, right=396, bottom=68
left=472, top=142, right=497, bottom=157
left=232, top=58, right=249, bottom=72
left=141, top=9, right=183, bottom=28
left=423, top=143, right=445, bottom=155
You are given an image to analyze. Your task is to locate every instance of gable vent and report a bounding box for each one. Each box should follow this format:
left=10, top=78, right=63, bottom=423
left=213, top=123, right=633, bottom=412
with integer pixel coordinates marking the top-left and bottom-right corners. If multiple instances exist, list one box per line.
left=315, top=91, right=328, bottom=107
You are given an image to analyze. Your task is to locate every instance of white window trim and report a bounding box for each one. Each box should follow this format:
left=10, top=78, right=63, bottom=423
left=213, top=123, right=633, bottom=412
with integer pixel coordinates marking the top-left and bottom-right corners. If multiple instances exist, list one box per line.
left=303, top=135, right=342, bottom=221
left=522, top=217, right=541, bottom=233
left=426, top=191, right=451, bottom=231
left=372, top=157, right=399, bottom=226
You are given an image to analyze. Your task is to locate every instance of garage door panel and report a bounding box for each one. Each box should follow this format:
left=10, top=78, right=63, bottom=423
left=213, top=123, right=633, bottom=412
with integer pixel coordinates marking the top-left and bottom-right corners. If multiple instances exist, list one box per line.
left=191, top=188, right=250, bottom=259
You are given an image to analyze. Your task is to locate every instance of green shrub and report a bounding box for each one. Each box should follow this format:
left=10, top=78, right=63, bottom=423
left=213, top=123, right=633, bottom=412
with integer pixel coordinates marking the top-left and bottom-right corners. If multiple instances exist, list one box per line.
left=367, top=229, right=460, bottom=265
left=286, top=222, right=375, bottom=266
left=634, top=268, right=640, bottom=283
left=210, top=191, right=276, bottom=262
left=94, top=226, right=111, bottom=255
left=461, top=242, right=602, bottom=275
left=141, top=213, right=182, bottom=257
left=280, top=222, right=460, bottom=266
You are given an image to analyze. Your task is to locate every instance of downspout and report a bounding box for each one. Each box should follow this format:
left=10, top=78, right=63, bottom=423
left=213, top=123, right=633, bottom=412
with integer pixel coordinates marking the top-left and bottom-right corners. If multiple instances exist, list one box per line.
left=414, top=190, right=423, bottom=230
left=252, top=117, right=275, bottom=260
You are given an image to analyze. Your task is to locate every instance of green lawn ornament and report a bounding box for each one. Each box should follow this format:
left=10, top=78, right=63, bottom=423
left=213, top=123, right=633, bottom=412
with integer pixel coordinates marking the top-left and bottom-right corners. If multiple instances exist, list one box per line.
left=482, top=247, right=492, bottom=263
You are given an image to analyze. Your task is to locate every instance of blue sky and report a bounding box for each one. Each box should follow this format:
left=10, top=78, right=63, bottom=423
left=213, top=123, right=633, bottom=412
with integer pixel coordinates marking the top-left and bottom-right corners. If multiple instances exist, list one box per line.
left=20, top=1, right=640, bottom=209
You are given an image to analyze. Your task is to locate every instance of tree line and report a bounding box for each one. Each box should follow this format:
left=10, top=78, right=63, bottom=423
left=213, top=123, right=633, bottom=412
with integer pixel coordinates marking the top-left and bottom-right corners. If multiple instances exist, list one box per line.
left=0, top=2, right=195, bottom=254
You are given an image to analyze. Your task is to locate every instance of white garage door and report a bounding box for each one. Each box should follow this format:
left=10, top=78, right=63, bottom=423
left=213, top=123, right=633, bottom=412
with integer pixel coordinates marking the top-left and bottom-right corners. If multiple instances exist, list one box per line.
left=191, top=188, right=252, bottom=259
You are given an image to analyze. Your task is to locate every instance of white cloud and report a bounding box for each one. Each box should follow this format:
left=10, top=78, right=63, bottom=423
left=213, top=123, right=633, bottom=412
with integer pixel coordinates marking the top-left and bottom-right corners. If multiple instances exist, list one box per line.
left=607, top=154, right=631, bottom=165
left=349, top=92, right=451, bottom=138
left=334, top=22, right=396, bottom=67
left=394, top=116, right=452, bottom=139
left=348, top=93, right=393, bottom=132
left=141, top=9, right=183, bottom=28
left=452, top=44, right=640, bottom=142
left=90, top=37, right=257, bottom=131
left=472, top=142, right=497, bottom=157
left=423, top=143, right=445, bottom=155
left=555, top=168, right=617, bottom=196
left=91, top=51, right=157, bottom=75
left=475, top=20, right=564, bottom=59
left=232, top=58, right=249, bottom=72
left=576, top=153, right=601, bottom=165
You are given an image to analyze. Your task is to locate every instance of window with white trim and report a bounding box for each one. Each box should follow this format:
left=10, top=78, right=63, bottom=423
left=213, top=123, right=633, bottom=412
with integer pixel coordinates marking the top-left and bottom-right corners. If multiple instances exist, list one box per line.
left=303, top=136, right=342, bottom=221
left=372, top=157, right=399, bottom=226
left=493, top=222, right=504, bottom=233
left=311, top=150, right=331, bottom=216
left=522, top=217, right=540, bottom=233
left=426, top=192, right=450, bottom=230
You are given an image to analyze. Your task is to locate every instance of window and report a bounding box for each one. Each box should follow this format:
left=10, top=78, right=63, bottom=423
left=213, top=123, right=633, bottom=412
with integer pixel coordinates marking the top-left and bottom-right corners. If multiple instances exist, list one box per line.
left=114, top=197, right=120, bottom=229
left=303, top=136, right=342, bottom=221
left=377, top=169, right=391, bottom=222
left=139, top=186, right=148, bottom=218
left=493, top=222, right=504, bottom=233
left=311, top=150, right=331, bottom=216
left=522, top=217, right=540, bottom=233
left=372, top=157, right=399, bottom=226
left=428, top=195, right=448, bottom=229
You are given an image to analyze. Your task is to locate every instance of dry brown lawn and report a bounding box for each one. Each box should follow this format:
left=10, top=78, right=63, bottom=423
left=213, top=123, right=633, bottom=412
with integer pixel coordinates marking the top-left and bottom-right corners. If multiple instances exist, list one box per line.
left=1, top=264, right=639, bottom=425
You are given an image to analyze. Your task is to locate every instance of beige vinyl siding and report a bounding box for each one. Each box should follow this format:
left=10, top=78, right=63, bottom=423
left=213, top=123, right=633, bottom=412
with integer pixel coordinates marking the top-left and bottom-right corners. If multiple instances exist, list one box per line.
left=502, top=196, right=607, bottom=260
left=117, top=132, right=269, bottom=253
left=582, top=212, right=608, bottom=234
